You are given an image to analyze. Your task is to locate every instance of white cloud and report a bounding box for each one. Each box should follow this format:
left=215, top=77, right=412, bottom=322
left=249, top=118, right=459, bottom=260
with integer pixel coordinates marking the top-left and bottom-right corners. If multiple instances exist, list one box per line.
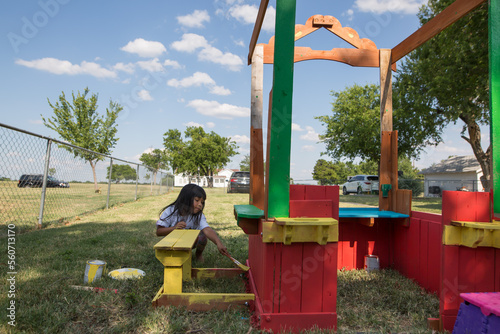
left=171, top=33, right=209, bottom=53
left=168, top=72, right=215, bottom=87
left=206, top=122, right=216, bottom=128
left=355, top=0, right=426, bottom=14
left=167, top=72, right=231, bottom=96
left=171, top=33, right=243, bottom=71
left=164, top=59, right=183, bottom=69
left=15, top=58, right=117, bottom=78
left=198, top=46, right=243, bottom=71
left=137, top=89, right=153, bottom=101
left=300, top=126, right=320, bottom=141
left=209, top=85, right=231, bottom=96
left=177, top=10, right=210, bottom=28
left=228, top=4, right=275, bottom=32
left=137, top=58, right=164, bottom=72
left=292, top=123, right=304, bottom=131
left=113, top=62, right=135, bottom=74
left=187, top=99, right=249, bottom=119
left=120, top=38, right=167, bottom=58
left=231, top=135, right=250, bottom=144
left=185, top=121, right=204, bottom=127
left=29, top=119, right=43, bottom=124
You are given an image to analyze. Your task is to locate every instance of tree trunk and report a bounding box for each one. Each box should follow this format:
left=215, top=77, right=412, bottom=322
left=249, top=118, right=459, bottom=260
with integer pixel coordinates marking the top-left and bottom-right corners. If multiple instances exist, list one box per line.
left=459, top=113, right=491, bottom=192
left=89, top=160, right=99, bottom=191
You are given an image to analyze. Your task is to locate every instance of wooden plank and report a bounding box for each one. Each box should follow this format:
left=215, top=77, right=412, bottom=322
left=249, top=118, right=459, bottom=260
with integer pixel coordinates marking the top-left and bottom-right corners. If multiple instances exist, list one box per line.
left=491, top=0, right=500, bottom=219
left=289, top=184, right=306, bottom=200
left=172, top=230, right=200, bottom=250
left=154, top=292, right=255, bottom=311
left=280, top=243, right=303, bottom=313
left=305, top=185, right=326, bottom=200
left=322, top=243, right=338, bottom=312
left=380, top=49, right=393, bottom=132
left=391, top=0, right=486, bottom=63
left=289, top=199, right=333, bottom=218
left=379, top=131, right=392, bottom=211
left=301, top=243, right=324, bottom=312
left=263, top=46, right=380, bottom=67
left=266, top=0, right=296, bottom=218
left=250, top=44, right=266, bottom=210
left=248, top=0, right=269, bottom=65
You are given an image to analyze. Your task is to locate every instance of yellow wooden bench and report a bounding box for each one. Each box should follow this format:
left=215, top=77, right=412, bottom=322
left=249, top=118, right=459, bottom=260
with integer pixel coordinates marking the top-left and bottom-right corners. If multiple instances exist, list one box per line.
left=153, top=229, right=255, bottom=310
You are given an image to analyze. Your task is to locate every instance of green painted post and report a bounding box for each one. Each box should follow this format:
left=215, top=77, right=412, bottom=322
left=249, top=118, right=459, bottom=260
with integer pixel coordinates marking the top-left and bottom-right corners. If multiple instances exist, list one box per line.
left=491, top=0, right=500, bottom=219
left=267, top=0, right=296, bottom=218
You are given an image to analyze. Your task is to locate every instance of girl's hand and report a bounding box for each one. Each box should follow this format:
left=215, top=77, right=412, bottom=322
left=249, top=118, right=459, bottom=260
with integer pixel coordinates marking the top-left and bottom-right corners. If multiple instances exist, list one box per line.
left=216, top=241, right=229, bottom=257
left=175, top=221, right=187, bottom=229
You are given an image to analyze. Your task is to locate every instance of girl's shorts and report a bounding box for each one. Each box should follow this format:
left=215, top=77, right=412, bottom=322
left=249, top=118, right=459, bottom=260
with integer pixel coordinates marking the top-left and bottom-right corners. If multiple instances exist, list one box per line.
left=192, top=231, right=207, bottom=248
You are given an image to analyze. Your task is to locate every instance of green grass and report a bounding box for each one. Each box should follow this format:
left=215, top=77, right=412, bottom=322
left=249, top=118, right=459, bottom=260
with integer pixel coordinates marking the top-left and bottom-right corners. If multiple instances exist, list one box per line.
left=0, top=181, right=171, bottom=234
left=0, top=188, right=439, bottom=333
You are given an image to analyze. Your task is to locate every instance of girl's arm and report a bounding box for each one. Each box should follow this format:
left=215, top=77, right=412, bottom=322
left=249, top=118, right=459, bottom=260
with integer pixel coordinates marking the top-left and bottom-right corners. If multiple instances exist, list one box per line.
left=156, top=221, right=187, bottom=236
left=202, top=227, right=229, bottom=256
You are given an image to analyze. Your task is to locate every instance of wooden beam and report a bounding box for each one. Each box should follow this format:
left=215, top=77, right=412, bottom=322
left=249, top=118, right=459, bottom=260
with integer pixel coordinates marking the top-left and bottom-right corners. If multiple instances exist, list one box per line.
left=491, top=0, right=500, bottom=219
left=379, top=49, right=393, bottom=132
left=248, top=0, right=269, bottom=65
left=262, top=46, right=380, bottom=67
left=392, top=0, right=486, bottom=63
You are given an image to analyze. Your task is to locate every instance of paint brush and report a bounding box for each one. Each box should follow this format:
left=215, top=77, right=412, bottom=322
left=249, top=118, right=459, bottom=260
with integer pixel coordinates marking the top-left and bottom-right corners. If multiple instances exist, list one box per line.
left=226, top=254, right=250, bottom=271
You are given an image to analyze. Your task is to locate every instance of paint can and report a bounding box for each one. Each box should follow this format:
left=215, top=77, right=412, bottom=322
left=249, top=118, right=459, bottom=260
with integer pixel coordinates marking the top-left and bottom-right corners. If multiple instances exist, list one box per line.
left=364, top=255, right=379, bottom=272
left=84, top=260, right=106, bottom=284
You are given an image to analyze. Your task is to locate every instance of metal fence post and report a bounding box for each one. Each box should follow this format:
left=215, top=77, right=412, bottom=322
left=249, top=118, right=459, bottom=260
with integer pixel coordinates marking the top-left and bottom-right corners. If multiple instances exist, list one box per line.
left=38, top=139, right=52, bottom=228
left=135, top=164, right=139, bottom=201
left=159, top=171, right=163, bottom=194
left=106, top=158, right=113, bottom=209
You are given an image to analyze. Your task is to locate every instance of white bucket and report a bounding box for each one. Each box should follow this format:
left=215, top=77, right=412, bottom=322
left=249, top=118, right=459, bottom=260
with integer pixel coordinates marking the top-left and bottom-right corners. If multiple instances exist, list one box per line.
left=84, top=260, right=106, bottom=284
left=364, top=255, right=379, bottom=272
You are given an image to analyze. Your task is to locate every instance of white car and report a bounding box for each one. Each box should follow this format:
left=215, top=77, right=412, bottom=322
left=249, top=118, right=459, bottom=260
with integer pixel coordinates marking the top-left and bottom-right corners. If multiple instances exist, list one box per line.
left=341, top=175, right=379, bottom=195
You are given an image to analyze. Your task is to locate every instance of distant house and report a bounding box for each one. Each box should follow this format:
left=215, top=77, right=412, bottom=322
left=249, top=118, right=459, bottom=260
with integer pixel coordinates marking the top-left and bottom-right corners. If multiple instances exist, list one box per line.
left=419, top=155, right=484, bottom=196
left=173, top=168, right=239, bottom=188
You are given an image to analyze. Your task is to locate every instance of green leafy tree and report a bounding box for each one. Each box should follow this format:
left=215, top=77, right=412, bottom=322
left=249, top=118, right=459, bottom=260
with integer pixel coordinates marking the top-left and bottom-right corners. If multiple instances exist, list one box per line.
left=107, top=164, right=137, bottom=184
left=240, top=154, right=250, bottom=172
left=316, top=83, right=444, bottom=165
left=312, top=159, right=378, bottom=185
left=163, top=126, right=238, bottom=187
left=48, top=168, right=56, bottom=177
left=395, top=0, right=490, bottom=190
left=139, top=149, right=168, bottom=186
left=42, top=87, right=122, bottom=191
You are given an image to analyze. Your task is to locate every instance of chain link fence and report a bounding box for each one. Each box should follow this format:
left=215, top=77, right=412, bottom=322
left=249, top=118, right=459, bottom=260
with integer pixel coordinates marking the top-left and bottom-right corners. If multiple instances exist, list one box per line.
left=0, top=123, right=172, bottom=233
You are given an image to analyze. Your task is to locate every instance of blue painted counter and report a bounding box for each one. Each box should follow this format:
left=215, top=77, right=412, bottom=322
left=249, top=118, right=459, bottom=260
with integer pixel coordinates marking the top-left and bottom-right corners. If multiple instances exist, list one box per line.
left=339, top=207, right=409, bottom=219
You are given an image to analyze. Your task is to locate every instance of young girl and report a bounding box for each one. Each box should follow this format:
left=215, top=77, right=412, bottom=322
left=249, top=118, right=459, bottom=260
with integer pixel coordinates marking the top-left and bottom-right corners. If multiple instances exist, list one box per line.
left=156, top=184, right=229, bottom=261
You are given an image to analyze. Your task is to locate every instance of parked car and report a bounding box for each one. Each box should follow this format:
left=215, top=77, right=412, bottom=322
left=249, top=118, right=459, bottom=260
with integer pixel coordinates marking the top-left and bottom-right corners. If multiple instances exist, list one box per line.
left=341, top=175, right=379, bottom=195
left=227, top=171, right=250, bottom=193
left=18, top=174, right=69, bottom=188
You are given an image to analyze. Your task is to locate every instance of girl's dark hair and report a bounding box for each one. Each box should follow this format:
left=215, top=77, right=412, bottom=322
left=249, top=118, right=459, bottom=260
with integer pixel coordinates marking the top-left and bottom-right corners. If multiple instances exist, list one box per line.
left=159, top=184, right=207, bottom=227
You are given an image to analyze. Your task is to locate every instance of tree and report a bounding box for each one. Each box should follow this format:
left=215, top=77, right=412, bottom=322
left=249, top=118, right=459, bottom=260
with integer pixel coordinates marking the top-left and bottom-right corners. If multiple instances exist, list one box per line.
left=240, top=154, right=250, bottom=172
left=48, top=168, right=56, bottom=177
left=163, top=126, right=238, bottom=187
left=316, top=83, right=445, bottom=165
left=312, top=159, right=378, bottom=185
left=107, top=164, right=137, bottom=184
left=395, top=0, right=490, bottom=190
left=139, top=149, right=168, bottom=186
left=42, top=88, right=122, bottom=191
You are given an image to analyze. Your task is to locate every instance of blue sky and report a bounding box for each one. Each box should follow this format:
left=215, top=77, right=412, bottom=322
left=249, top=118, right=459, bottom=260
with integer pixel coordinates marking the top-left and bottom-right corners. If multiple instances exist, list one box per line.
left=1, top=0, right=490, bottom=181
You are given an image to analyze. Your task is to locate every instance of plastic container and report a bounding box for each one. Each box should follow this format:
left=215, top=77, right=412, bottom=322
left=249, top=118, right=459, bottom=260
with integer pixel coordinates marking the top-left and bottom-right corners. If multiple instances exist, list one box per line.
left=364, top=255, right=379, bottom=272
